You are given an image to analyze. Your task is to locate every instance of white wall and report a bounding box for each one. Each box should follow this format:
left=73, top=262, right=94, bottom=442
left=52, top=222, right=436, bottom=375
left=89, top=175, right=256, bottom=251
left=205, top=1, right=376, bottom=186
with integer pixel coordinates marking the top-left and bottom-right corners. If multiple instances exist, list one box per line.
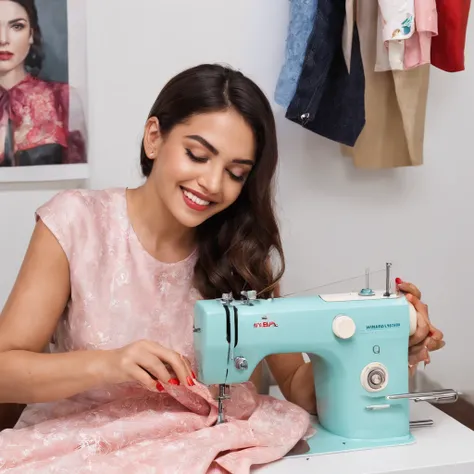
left=0, top=0, right=472, bottom=400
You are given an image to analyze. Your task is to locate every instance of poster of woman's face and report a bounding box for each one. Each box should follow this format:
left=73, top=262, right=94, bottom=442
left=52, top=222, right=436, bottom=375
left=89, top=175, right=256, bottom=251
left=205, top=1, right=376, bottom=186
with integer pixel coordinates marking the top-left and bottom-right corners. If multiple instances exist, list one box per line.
left=0, top=0, right=88, bottom=183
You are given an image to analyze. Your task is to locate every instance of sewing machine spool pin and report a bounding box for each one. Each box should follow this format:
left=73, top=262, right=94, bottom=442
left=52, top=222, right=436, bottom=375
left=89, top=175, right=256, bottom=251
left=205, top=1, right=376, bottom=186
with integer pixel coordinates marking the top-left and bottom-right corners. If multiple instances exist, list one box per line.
left=359, top=267, right=375, bottom=296
left=383, top=262, right=392, bottom=297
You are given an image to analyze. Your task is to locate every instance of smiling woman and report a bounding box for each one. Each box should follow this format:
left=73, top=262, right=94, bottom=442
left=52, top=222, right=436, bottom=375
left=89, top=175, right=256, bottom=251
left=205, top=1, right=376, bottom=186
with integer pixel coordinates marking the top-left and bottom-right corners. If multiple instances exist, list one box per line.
left=138, top=64, right=284, bottom=299
left=141, top=111, right=256, bottom=227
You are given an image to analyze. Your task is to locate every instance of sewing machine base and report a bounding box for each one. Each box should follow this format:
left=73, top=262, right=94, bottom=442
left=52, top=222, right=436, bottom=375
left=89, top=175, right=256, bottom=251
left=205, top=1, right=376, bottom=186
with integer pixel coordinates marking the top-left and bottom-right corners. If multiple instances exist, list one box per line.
left=285, top=417, right=415, bottom=458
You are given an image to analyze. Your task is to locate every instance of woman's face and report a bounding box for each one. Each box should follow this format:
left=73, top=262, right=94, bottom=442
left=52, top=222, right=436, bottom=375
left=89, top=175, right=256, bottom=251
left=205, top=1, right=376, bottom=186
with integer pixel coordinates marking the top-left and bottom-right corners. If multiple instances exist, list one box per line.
left=0, top=1, right=32, bottom=75
left=146, top=109, right=256, bottom=229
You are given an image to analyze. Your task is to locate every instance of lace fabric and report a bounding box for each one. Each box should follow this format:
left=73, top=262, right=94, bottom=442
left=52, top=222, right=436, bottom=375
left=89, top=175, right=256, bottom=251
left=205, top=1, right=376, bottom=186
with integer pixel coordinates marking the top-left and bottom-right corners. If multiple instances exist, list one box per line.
left=274, top=0, right=318, bottom=108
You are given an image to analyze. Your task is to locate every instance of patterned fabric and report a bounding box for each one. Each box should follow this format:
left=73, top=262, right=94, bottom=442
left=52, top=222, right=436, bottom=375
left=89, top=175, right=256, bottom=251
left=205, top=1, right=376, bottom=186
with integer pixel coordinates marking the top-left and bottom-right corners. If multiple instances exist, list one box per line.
left=0, top=188, right=313, bottom=473
left=376, top=0, right=438, bottom=71
left=375, top=0, right=415, bottom=71
left=0, top=75, right=86, bottom=166
left=378, top=0, right=416, bottom=41
left=274, top=0, right=318, bottom=108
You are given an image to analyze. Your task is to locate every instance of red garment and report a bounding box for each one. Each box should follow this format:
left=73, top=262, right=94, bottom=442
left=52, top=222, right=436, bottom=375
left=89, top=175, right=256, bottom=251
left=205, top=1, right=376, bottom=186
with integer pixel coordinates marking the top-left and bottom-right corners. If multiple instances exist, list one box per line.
left=431, top=0, right=471, bottom=72
left=0, top=74, right=86, bottom=166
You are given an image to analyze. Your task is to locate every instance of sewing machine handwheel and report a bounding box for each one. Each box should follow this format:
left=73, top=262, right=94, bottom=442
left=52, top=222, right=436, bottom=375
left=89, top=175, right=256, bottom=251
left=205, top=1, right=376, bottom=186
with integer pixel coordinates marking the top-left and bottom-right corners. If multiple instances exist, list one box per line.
left=408, top=301, right=417, bottom=336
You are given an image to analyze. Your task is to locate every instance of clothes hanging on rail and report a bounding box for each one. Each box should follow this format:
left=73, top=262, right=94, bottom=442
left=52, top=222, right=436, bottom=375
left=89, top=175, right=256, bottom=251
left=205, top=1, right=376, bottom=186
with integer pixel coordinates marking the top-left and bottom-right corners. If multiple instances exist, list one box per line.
left=275, top=0, right=470, bottom=169
left=431, top=0, right=472, bottom=72
left=285, top=0, right=365, bottom=147
left=274, top=0, right=318, bottom=108
left=341, top=0, right=430, bottom=169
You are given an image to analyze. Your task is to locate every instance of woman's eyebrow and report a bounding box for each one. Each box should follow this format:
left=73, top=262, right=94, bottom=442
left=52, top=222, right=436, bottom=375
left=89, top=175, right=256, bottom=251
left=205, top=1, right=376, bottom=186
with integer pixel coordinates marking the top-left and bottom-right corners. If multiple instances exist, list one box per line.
left=185, top=135, right=219, bottom=155
left=185, top=135, right=254, bottom=165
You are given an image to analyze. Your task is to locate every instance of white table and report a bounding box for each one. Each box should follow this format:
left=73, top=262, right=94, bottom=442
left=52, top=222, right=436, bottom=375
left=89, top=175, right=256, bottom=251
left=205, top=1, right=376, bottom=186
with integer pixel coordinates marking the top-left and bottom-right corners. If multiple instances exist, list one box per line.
left=252, top=386, right=474, bottom=474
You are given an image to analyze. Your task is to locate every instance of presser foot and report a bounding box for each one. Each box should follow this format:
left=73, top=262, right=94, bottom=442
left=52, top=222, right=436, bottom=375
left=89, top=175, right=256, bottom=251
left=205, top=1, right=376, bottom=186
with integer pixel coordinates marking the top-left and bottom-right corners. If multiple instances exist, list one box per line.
left=214, top=384, right=230, bottom=426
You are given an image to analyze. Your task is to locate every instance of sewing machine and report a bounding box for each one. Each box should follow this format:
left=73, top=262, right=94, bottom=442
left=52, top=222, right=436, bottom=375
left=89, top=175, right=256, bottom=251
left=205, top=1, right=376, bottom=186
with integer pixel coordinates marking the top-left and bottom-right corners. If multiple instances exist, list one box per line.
left=193, top=263, right=459, bottom=457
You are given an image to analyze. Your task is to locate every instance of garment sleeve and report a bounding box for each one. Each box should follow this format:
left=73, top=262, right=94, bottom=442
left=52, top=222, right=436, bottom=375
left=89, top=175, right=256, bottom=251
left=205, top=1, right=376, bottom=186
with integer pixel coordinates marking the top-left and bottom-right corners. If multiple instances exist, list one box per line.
left=35, top=189, right=87, bottom=263
left=54, top=82, right=88, bottom=164
left=65, top=86, right=88, bottom=164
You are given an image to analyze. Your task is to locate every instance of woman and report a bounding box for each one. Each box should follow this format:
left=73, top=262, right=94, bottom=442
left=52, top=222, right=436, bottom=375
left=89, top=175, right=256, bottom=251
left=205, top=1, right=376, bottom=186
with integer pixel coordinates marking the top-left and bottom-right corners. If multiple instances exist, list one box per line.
left=0, top=0, right=86, bottom=167
left=0, top=64, right=444, bottom=472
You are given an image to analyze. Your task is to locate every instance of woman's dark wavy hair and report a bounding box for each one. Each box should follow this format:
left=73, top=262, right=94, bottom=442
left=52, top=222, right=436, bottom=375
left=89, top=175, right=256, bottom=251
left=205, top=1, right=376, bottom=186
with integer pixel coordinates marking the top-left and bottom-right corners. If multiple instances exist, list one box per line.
left=140, top=64, right=285, bottom=299
left=12, top=0, right=44, bottom=74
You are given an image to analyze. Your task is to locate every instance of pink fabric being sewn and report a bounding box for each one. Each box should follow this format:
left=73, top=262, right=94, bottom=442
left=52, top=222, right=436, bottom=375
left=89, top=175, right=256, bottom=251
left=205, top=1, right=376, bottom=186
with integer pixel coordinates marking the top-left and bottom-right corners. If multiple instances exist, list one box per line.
left=0, top=188, right=313, bottom=473
left=404, top=0, right=438, bottom=69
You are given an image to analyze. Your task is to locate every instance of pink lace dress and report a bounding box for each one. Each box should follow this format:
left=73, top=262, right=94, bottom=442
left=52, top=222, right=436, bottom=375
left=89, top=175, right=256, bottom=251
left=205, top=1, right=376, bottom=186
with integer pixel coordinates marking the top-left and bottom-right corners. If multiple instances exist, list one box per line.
left=0, top=188, right=312, bottom=473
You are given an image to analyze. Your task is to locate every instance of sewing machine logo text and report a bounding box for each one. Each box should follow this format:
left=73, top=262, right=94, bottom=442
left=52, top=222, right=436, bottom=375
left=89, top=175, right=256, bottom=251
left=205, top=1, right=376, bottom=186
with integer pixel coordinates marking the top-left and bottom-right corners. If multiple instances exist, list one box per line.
left=365, top=322, right=401, bottom=331
left=253, top=321, right=278, bottom=328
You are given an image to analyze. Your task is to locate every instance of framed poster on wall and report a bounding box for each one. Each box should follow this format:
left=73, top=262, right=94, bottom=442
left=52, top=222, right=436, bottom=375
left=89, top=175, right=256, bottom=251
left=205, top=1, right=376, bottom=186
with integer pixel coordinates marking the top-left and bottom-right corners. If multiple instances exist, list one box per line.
left=0, top=0, right=88, bottom=183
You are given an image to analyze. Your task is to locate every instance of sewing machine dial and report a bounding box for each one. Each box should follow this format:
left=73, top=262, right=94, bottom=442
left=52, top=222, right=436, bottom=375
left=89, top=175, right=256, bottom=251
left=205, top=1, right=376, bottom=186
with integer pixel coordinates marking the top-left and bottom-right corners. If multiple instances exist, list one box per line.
left=332, top=315, right=356, bottom=339
left=361, top=362, right=389, bottom=392
left=234, top=356, right=248, bottom=370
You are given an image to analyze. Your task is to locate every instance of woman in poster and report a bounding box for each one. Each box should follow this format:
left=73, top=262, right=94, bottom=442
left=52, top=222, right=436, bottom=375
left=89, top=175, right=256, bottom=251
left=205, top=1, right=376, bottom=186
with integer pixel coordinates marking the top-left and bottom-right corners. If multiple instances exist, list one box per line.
left=0, top=0, right=86, bottom=167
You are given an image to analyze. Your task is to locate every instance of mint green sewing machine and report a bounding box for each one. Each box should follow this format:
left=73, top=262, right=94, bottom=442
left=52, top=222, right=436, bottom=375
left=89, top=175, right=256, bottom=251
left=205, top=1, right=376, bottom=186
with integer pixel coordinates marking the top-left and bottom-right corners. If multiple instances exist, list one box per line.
left=193, top=263, right=458, bottom=457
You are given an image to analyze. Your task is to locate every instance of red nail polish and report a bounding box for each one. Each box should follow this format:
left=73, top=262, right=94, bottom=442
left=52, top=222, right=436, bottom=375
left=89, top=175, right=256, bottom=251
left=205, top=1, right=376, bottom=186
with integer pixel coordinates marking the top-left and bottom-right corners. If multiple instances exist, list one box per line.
left=428, top=331, right=434, bottom=337
left=156, top=382, right=165, bottom=392
left=192, top=371, right=197, bottom=379
left=187, top=376, right=195, bottom=386
left=168, top=378, right=179, bottom=385
left=395, top=278, right=402, bottom=285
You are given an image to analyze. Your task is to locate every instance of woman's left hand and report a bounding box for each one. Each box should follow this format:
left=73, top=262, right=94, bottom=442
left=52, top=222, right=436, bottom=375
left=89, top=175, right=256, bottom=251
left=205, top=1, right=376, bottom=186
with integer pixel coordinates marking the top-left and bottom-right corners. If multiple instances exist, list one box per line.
left=396, top=279, right=446, bottom=376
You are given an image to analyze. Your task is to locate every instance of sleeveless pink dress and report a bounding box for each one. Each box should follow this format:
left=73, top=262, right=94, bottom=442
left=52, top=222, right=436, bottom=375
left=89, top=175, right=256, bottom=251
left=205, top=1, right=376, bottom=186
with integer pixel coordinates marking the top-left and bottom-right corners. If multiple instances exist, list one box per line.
left=0, top=188, right=312, bottom=473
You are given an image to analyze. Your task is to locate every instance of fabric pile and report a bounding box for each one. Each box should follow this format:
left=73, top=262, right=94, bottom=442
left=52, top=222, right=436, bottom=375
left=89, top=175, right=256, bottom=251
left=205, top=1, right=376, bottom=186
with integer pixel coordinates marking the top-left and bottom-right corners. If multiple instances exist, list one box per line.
left=275, top=0, right=471, bottom=169
left=0, top=382, right=314, bottom=473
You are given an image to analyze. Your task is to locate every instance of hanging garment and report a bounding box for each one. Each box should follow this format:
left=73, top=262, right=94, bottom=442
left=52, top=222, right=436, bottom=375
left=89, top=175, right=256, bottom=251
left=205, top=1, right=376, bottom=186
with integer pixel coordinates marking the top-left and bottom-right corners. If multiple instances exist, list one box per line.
left=375, top=0, right=416, bottom=71
left=341, top=0, right=430, bottom=169
left=404, top=0, right=438, bottom=70
left=285, top=0, right=366, bottom=147
left=431, top=0, right=471, bottom=72
left=274, top=0, right=318, bottom=108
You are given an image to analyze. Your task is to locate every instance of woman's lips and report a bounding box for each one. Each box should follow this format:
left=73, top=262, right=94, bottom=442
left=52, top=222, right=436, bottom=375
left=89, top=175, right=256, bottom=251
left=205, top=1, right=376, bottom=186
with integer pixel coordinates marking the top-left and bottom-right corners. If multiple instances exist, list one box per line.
left=0, top=52, right=13, bottom=61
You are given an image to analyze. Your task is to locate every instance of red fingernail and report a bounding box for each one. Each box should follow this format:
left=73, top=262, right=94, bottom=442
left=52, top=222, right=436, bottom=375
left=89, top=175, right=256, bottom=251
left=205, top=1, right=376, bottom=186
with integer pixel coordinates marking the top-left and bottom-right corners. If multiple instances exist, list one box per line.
left=187, top=376, right=195, bottom=386
left=168, top=378, right=180, bottom=385
left=192, top=371, right=197, bottom=379
left=395, top=278, right=402, bottom=285
left=428, top=331, right=434, bottom=337
left=156, top=382, right=165, bottom=392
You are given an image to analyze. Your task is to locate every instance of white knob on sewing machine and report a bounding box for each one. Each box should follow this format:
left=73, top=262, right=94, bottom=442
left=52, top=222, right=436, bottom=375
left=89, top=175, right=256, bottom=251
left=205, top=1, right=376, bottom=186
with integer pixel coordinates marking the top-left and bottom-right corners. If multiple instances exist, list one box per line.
left=332, top=315, right=356, bottom=339
left=408, top=301, right=417, bottom=336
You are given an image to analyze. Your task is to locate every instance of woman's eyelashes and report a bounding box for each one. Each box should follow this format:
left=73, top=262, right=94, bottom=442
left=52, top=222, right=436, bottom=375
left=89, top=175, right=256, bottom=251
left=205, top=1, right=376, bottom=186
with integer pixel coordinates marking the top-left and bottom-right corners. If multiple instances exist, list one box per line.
left=185, top=148, right=247, bottom=182
left=11, top=22, right=26, bottom=31
left=185, top=148, right=207, bottom=163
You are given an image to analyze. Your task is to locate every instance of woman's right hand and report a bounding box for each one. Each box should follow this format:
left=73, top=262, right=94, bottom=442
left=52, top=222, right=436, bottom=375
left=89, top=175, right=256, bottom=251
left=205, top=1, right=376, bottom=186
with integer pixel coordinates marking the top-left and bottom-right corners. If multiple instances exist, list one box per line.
left=102, top=340, right=196, bottom=392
